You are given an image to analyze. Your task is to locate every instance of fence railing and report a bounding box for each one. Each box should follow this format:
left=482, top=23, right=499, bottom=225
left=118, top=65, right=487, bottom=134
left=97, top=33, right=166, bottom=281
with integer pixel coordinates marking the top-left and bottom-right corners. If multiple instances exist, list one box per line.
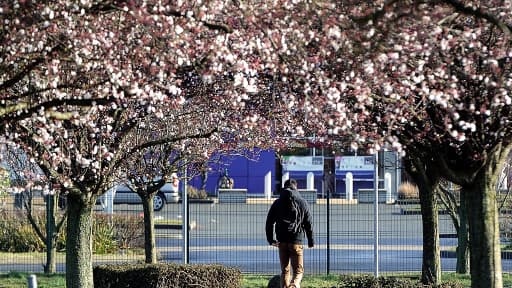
left=1, top=193, right=511, bottom=275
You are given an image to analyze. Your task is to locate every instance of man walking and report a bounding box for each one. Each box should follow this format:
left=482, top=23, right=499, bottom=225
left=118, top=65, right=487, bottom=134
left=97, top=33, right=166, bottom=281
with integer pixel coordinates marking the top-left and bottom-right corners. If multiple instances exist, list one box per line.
left=266, top=179, right=314, bottom=288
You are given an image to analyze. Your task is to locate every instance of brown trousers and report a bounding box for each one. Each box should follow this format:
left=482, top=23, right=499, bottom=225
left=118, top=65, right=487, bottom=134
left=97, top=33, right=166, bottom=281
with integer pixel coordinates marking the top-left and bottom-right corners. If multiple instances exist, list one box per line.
left=278, top=243, right=304, bottom=288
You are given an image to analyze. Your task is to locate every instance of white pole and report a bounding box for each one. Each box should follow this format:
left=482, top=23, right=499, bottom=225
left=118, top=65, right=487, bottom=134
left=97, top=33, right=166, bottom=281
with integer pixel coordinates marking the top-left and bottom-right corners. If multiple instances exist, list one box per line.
left=346, top=172, right=353, bottom=200
left=306, top=172, right=315, bottom=190
left=264, top=171, right=272, bottom=199
left=105, top=186, right=115, bottom=214
left=282, top=172, right=290, bottom=188
left=374, top=152, right=379, bottom=277
left=385, top=172, right=392, bottom=203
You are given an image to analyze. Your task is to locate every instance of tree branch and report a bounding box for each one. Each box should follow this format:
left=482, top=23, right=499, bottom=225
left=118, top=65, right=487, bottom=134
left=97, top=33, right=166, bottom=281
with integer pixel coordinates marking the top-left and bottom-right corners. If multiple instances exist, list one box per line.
left=0, top=96, right=118, bottom=124
left=443, top=0, right=512, bottom=38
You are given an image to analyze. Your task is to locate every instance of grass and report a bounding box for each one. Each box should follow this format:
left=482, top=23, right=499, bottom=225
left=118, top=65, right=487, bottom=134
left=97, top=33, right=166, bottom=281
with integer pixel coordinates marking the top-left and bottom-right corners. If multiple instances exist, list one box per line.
left=0, top=272, right=65, bottom=288
left=1, top=272, right=512, bottom=288
left=243, top=274, right=340, bottom=288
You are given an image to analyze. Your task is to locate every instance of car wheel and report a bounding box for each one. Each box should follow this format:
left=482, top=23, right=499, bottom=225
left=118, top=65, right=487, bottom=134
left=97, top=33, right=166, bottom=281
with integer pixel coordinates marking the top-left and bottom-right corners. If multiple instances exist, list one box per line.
left=153, top=193, right=165, bottom=211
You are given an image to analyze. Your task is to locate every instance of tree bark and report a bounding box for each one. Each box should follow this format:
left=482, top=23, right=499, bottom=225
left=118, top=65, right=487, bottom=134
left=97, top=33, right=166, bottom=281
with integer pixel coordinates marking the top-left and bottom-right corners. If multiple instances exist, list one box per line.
left=65, top=194, right=94, bottom=288
left=456, top=189, right=470, bottom=274
left=404, top=155, right=441, bottom=285
left=465, top=168, right=503, bottom=288
left=142, top=195, right=157, bottom=263
left=418, top=180, right=441, bottom=285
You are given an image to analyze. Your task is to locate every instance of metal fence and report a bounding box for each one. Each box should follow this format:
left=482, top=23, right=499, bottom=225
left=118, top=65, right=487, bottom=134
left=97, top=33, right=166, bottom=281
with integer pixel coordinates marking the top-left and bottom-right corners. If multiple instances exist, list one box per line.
left=1, top=192, right=512, bottom=276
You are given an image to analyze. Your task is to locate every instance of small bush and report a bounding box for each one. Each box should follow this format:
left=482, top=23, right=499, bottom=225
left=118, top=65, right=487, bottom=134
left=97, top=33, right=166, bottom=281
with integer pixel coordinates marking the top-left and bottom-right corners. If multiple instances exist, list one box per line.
left=0, top=211, right=44, bottom=252
left=94, top=263, right=242, bottom=288
left=398, top=182, right=419, bottom=199
left=110, top=213, right=144, bottom=249
left=187, top=185, right=208, bottom=199
left=92, top=220, right=117, bottom=254
left=336, top=275, right=463, bottom=288
left=0, top=210, right=143, bottom=253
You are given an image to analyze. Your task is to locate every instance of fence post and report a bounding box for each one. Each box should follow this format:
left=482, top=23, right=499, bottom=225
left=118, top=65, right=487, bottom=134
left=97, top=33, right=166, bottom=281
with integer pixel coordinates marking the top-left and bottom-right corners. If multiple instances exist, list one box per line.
left=374, top=152, right=380, bottom=278
left=182, top=168, right=189, bottom=264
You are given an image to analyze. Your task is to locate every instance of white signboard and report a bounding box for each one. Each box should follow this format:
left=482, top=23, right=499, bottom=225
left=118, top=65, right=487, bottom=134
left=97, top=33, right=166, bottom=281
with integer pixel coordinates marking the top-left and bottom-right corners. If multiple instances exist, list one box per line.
left=335, top=156, right=374, bottom=171
left=282, top=156, right=324, bottom=172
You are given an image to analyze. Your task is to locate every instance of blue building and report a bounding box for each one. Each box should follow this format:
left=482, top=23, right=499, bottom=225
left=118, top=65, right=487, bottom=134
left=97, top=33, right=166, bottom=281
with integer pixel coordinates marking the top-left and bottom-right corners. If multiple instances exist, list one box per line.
left=188, top=150, right=401, bottom=199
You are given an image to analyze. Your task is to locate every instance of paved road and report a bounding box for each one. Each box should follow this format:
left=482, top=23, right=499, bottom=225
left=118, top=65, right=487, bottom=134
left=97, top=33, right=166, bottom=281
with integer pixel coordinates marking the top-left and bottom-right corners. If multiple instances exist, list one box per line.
left=150, top=202, right=512, bottom=274
left=2, top=201, right=512, bottom=275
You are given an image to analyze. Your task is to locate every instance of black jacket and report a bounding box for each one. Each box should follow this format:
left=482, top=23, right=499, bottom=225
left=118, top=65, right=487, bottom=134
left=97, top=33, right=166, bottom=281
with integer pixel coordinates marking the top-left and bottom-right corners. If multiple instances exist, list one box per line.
left=265, top=188, right=314, bottom=246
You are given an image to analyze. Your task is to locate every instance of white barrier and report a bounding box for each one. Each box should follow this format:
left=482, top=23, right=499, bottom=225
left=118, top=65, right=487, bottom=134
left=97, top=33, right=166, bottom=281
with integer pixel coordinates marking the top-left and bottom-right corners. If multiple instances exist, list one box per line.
left=218, top=189, right=248, bottom=203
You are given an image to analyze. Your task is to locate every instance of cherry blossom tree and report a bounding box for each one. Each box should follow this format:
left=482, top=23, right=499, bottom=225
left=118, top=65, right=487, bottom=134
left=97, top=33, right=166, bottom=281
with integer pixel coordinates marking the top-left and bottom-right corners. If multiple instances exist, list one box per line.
left=0, top=1, right=328, bottom=287
left=119, top=112, right=219, bottom=264
left=322, top=1, right=512, bottom=287
left=6, top=2, right=511, bottom=288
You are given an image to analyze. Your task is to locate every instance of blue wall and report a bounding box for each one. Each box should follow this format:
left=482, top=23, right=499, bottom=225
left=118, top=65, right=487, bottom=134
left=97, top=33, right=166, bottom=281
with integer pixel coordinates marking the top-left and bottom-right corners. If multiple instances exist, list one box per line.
left=188, top=150, right=276, bottom=196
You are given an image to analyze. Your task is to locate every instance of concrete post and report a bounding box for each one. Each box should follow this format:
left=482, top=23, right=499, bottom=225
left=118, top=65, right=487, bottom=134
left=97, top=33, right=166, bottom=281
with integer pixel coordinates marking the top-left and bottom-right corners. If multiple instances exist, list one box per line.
left=307, top=172, right=314, bottom=190
left=105, top=186, right=115, bottom=214
left=346, top=172, right=353, bottom=200
left=385, top=172, right=392, bottom=203
left=282, top=172, right=289, bottom=188
left=264, top=171, right=272, bottom=199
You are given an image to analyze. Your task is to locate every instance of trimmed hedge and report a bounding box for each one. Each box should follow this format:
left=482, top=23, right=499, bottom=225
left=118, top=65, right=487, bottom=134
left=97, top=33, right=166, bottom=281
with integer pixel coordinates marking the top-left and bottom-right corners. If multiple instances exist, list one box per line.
left=336, top=275, right=464, bottom=288
left=93, top=263, right=242, bottom=288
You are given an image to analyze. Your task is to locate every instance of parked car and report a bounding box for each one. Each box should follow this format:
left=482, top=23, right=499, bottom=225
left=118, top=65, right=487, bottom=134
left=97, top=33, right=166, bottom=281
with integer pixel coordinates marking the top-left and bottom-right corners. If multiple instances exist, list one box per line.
left=59, top=182, right=180, bottom=211
left=106, top=183, right=180, bottom=211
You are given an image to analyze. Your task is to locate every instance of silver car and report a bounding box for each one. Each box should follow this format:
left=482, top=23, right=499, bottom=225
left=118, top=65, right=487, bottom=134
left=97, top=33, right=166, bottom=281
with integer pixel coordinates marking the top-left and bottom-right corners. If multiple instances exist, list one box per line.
left=98, top=183, right=180, bottom=211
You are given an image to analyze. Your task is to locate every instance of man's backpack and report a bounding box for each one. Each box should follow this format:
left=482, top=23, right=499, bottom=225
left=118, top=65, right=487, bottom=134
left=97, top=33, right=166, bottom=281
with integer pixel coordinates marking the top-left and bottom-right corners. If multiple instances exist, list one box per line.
left=280, top=196, right=303, bottom=234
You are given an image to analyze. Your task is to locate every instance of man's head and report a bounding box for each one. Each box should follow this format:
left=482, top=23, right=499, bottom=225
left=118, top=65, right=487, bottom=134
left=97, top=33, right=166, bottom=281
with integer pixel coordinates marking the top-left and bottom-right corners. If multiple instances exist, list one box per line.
left=283, top=178, right=297, bottom=190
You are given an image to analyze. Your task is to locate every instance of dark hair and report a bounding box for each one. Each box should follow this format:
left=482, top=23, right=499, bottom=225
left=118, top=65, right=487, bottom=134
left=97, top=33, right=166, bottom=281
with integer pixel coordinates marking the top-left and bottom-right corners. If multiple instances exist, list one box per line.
left=284, top=179, right=297, bottom=189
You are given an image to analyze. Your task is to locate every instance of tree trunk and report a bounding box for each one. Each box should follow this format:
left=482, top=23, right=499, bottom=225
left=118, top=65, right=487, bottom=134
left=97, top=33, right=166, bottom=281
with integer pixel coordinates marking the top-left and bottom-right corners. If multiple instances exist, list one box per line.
left=418, top=182, right=441, bottom=285
left=404, top=155, right=441, bottom=285
left=45, top=244, right=57, bottom=273
left=142, top=195, right=157, bottom=263
left=456, top=189, right=470, bottom=274
left=465, top=168, right=503, bottom=288
left=65, top=194, right=94, bottom=288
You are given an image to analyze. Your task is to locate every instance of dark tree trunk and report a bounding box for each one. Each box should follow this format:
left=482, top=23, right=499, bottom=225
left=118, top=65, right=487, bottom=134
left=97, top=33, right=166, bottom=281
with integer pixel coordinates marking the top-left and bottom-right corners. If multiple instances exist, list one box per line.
left=142, top=195, right=157, bottom=263
left=65, top=194, right=94, bottom=288
left=404, top=154, right=441, bottom=285
left=465, top=168, right=503, bottom=288
left=456, top=189, right=470, bottom=274
left=418, top=181, right=441, bottom=285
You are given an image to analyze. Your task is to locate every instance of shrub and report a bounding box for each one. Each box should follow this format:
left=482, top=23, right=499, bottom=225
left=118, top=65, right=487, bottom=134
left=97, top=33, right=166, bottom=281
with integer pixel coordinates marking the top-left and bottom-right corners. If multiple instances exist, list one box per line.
left=398, top=182, right=419, bottom=199
left=92, top=218, right=118, bottom=254
left=336, top=275, right=464, bottom=288
left=94, top=263, right=242, bottom=288
left=0, top=210, right=143, bottom=253
left=0, top=211, right=44, bottom=252
left=93, top=213, right=144, bottom=254
left=186, top=185, right=208, bottom=199
left=110, top=213, right=144, bottom=250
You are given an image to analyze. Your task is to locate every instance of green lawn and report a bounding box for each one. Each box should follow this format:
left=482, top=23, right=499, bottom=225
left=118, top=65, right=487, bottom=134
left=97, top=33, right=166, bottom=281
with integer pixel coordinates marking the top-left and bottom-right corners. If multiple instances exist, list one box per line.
left=1, top=272, right=512, bottom=288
